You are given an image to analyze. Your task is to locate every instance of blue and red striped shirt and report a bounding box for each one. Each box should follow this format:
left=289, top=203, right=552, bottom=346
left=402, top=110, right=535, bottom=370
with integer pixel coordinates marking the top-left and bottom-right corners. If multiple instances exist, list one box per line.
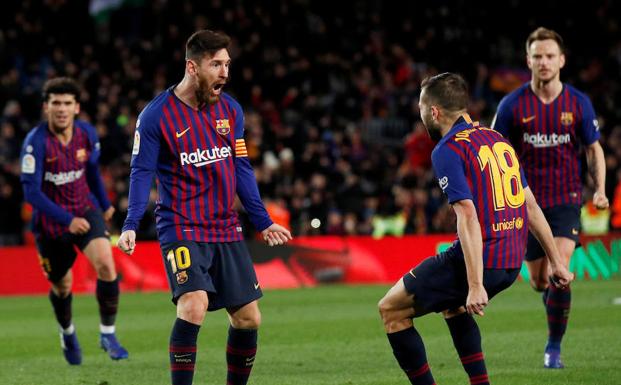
left=122, top=88, right=272, bottom=244
left=433, top=114, right=529, bottom=269
left=20, top=120, right=111, bottom=238
left=492, top=83, right=600, bottom=209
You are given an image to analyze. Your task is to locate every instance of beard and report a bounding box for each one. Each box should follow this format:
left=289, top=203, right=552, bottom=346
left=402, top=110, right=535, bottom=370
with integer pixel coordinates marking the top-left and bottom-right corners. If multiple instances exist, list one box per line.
left=426, top=125, right=443, bottom=142
left=196, top=74, right=221, bottom=106
left=421, top=111, right=443, bottom=142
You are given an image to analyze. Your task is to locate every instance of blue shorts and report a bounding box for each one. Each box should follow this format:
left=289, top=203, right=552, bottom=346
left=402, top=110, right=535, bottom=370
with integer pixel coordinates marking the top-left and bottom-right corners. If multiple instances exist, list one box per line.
left=160, top=240, right=263, bottom=311
left=525, top=204, right=581, bottom=261
left=35, top=209, right=109, bottom=283
left=403, top=252, right=519, bottom=314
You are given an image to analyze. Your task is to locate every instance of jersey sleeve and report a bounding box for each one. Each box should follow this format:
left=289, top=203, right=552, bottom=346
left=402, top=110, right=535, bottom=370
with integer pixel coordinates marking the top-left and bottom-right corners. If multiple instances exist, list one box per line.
left=83, top=122, right=111, bottom=210
left=231, top=102, right=273, bottom=232
left=20, top=129, right=74, bottom=225
left=491, top=96, right=513, bottom=137
left=122, top=112, right=160, bottom=232
left=431, top=144, right=473, bottom=204
left=577, top=94, right=601, bottom=145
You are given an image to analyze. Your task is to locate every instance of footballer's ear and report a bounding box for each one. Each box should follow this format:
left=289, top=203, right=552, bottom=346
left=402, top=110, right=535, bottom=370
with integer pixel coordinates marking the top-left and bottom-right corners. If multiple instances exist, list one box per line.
left=431, top=105, right=441, bottom=121
left=559, top=53, right=566, bottom=69
left=526, top=53, right=533, bottom=70
left=186, top=59, right=198, bottom=76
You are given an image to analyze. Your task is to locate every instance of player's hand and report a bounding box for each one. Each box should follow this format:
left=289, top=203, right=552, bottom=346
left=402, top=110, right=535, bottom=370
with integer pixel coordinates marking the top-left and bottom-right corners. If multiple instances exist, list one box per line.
left=117, top=230, right=136, bottom=255
left=103, top=206, right=115, bottom=221
left=68, top=217, right=91, bottom=235
left=550, top=265, right=574, bottom=289
left=261, top=223, right=292, bottom=246
left=466, top=285, right=488, bottom=316
left=593, top=191, right=609, bottom=210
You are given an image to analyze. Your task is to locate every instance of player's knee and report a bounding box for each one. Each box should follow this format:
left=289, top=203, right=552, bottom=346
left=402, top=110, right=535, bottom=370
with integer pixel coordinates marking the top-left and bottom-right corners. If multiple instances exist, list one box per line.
left=177, top=292, right=209, bottom=324
left=529, top=277, right=548, bottom=292
left=52, top=275, right=72, bottom=297
left=95, top=263, right=116, bottom=280
left=378, top=297, right=398, bottom=325
left=231, top=310, right=261, bottom=329
left=53, top=284, right=71, bottom=298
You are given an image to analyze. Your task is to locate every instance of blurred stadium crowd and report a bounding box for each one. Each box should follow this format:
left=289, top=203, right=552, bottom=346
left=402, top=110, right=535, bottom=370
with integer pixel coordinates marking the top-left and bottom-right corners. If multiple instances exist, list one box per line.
left=1, top=0, right=621, bottom=245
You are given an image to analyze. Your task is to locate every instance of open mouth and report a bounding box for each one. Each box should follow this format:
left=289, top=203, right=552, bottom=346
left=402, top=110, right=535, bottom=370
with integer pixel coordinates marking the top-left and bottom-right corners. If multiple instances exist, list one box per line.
left=212, top=83, right=225, bottom=93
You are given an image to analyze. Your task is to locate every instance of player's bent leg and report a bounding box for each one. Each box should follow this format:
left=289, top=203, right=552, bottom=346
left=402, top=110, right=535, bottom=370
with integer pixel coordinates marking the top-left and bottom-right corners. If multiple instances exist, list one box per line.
left=543, top=237, right=575, bottom=369
left=225, top=301, right=261, bottom=385
left=525, top=258, right=549, bottom=293
left=443, top=307, right=489, bottom=385
left=49, top=270, right=82, bottom=365
left=83, top=237, right=117, bottom=280
left=378, top=278, right=417, bottom=333
left=170, top=291, right=207, bottom=385
left=380, top=278, right=435, bottom=385
left=83, top=237, right=128, bottom=360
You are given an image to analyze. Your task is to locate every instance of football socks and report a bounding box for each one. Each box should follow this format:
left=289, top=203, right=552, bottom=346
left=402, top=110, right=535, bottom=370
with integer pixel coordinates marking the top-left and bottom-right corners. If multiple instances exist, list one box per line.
left=226, top=327, right=258, bottom=385
left=96, top=278, right=119, bottom=327
left=170, top=318, right=200, bottom=385
left=545, top=282, right=571, bottom=353
left=49, top=290, right=72, bottom=329
left=387, top=327, right=436, bottom=385
left=446, top=313, right=489, bottom=385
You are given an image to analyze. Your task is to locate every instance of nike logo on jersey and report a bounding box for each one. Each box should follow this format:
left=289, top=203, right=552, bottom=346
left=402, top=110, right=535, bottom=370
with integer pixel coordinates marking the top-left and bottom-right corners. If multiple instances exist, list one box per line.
left=254, top=283, right=260, bottom=290
left=45, top=156, right=58, bottom=163
left=572, top=228, right=579, bottom=235
left=176, top=127, right=191, bottom=138
left=521, top=115, right=536, bottom=123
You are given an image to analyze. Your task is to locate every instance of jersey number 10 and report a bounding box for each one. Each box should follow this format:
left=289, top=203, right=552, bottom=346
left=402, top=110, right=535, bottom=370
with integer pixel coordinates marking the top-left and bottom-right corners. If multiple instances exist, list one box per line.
left=477, top=142, right=525, bottom=211
left=166, top=246, right=192, bottom=273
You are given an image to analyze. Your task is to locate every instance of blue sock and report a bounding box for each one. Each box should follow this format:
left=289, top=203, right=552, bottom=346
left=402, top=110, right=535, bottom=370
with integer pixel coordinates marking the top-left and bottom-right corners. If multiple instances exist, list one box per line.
left=169, top=318, right=200, bottom=385
left=96, top=278, right=119, bottom=326
left=545, top=283, right=571, bottom=353
left=226, top=327, right=258, bottom=385
left=49, top=290, right=72, bottom=329
left=446, top=313, right=489, bottom=385
left=387, top=327, right=435, bottom=385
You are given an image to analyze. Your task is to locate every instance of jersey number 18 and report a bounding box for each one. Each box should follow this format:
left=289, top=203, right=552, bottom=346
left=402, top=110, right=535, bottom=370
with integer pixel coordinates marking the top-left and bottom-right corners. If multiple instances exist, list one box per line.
left=477, top=142, right=525, bottom=211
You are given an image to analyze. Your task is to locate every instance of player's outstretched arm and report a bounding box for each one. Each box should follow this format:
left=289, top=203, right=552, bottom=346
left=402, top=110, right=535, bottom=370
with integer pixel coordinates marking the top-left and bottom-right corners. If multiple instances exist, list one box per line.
left=524, top=187, right=574, bottom=287
left=585, top=141, right=609, bottom=209
left=117, top=230, right=136, bottom=255
left=452, top=199, right=487, bottom=316
left=261, top=223, right=292, bottom=246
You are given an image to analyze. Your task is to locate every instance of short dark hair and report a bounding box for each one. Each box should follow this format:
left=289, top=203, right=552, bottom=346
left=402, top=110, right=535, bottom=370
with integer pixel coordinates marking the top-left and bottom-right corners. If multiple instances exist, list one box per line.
left=526, top=27, right=565, bottom=54
left=42, top=77, right=81, bottom=102
left=185, top=30, right=231, bottom=61
left=420, top=72, right=469, bottom=112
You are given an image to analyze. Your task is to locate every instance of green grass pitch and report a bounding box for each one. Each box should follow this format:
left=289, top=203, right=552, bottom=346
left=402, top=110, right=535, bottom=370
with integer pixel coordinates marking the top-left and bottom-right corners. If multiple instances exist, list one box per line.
left=1, top=280, right=620, bottom=385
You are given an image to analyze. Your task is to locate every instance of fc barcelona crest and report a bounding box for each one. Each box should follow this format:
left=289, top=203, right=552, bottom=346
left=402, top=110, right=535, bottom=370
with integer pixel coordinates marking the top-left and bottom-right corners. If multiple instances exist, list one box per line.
left=216, top=119, right=230, bottom=135
left=176, top=271, right=188, bottom=284
left=560, top=112, right=574, bottom=126
left=76, top=148, right=87, bottom=162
